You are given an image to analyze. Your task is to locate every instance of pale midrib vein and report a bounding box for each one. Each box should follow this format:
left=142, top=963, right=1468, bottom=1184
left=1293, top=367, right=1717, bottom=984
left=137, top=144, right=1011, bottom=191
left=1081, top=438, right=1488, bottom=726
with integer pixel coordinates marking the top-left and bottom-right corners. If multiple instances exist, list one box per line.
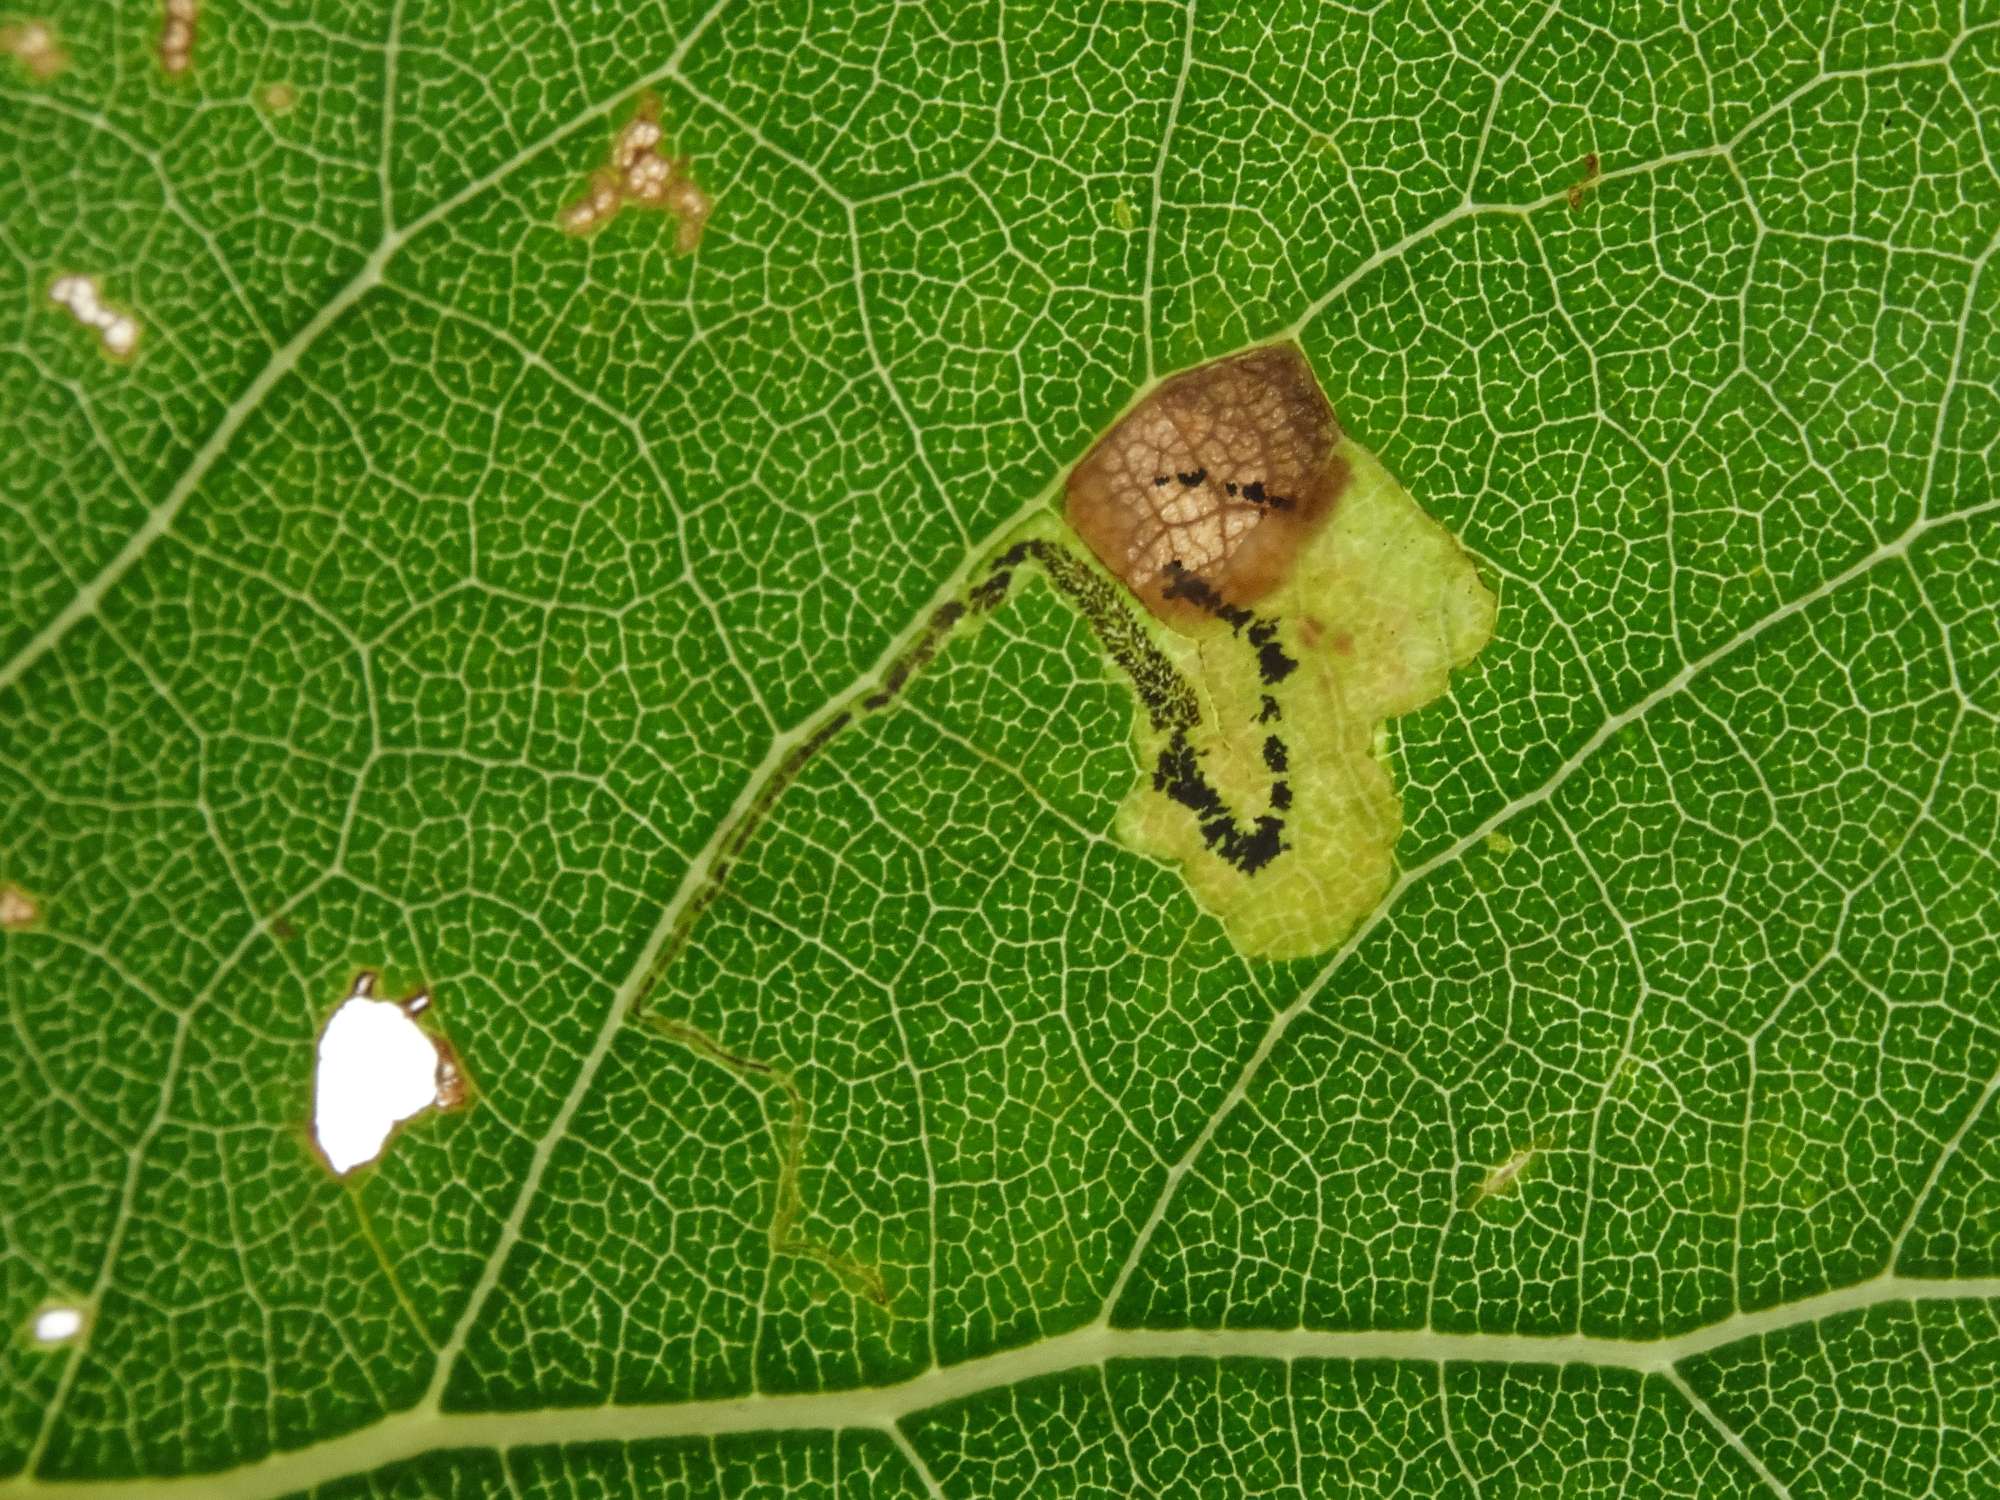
left=8, top=1277, right=1996, bottom=1500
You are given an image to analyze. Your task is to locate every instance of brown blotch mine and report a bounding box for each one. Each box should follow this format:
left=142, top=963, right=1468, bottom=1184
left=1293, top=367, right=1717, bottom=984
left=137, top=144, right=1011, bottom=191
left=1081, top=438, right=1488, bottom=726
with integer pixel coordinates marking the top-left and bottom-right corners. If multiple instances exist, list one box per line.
left=1064, top=343, right=1349, bottom=627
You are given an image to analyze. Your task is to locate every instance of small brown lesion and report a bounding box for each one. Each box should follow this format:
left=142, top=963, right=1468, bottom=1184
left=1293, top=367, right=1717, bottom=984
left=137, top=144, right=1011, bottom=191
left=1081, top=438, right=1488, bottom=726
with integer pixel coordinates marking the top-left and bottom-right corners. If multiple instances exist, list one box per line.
left=562, top=95, right=711, bottom=253
left=157, top=0, right=196, bottom=76
left=0, top=883, right=41, bottom=930
left=2, top=18, right=65, bottom=78
left=432, top=1038, right=470, bottom=1111
left=395, top=985, right=472, bottom=1111
left=1064, top=343, right=1349, bottom=628
left=1567, top=150, right=1601, bottom=210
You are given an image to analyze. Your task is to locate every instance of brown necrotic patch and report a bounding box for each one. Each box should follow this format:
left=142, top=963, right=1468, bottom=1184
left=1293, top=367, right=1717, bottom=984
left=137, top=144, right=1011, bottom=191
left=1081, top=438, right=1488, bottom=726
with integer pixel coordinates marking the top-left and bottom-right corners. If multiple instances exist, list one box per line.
left=157, top=0, right=195, bottom=75
left=1065, top=342, right=1349, bottom=626
left=563, top=95, right=711, bottom=252
left=2, top=19, right=65, bottom=78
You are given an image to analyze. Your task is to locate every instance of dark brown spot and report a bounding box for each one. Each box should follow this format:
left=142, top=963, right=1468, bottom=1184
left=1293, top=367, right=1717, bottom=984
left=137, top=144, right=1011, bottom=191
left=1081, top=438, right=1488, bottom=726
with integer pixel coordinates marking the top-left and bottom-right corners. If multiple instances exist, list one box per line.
left=1568, top=153, right=1601, bottom=210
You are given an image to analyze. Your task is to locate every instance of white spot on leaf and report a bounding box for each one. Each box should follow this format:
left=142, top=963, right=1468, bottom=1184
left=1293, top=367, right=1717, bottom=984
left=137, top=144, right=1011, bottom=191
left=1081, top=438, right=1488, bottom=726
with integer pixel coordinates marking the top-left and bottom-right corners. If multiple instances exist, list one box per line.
left=50, top=275, right=140, bottom=360
left=31, top=1305, right=84, bottom=1345
left=562, top=97, right=709, bottom=252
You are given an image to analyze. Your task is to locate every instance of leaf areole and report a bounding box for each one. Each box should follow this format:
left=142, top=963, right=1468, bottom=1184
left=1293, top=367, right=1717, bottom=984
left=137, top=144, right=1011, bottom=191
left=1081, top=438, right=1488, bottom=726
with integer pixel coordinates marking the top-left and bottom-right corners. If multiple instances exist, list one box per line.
left=1064, top=343, right=1348, bottom=626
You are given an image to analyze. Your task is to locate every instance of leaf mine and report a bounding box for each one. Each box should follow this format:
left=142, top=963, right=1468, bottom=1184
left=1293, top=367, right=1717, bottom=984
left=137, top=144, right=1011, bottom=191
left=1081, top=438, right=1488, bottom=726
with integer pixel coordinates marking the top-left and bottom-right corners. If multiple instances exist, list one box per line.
left=639, top=345, right=1494, bottom=970
left=310, top=972, right=470, bottom=1176
left=1066, top=344, right=1348, bottom=629
left=561, top=96, right=711, bottom=252
left=640, top=1016, right=890, bottom=1308
left=1060, top=341, right=1496, bottom=958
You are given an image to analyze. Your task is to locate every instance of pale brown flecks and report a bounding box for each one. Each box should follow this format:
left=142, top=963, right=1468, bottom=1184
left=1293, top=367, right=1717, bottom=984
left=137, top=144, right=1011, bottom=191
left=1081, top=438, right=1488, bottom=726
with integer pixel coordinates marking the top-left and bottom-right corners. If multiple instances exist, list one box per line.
left=258, top=81, right=298, bottom=114
left=2, top=18, right=65, bottom=77
left=49, top=275, right=140, bottom=359
left=1474, top=1145, right=1537, bottom=1204
left=1065, top=343, right=1348, bottom=626
left=0, top=884, right=39, bottom=929
left=562, top=98, right=710, bottom=253
left=433, top=1048, right=468, bottom=1110
left=158, top=0, right=195, bottom=75
left=399, top=987, right=471, bottom=1110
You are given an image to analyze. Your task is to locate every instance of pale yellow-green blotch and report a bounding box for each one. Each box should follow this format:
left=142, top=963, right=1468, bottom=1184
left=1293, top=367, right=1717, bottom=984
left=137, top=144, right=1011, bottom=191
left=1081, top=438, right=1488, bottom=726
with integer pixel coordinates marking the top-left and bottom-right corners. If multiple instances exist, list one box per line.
left=1112, top=437, right=1494, bottom=959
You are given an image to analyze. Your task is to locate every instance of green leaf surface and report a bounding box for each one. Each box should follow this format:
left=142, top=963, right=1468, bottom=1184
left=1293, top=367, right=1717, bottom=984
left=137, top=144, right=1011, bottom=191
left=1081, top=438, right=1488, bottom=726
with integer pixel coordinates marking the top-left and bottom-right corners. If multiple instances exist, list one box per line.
left=3, top=0, right=1998, bottom=1495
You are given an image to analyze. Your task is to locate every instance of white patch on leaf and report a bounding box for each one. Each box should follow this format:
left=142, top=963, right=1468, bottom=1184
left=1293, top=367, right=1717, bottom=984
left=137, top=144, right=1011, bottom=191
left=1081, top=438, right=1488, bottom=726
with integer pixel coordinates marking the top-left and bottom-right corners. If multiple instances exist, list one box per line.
left=31, top=1304, right=84, bottom=1345
left=49, top=275, right=140, bottom=360
left=561, top=96, right=709, bottom=252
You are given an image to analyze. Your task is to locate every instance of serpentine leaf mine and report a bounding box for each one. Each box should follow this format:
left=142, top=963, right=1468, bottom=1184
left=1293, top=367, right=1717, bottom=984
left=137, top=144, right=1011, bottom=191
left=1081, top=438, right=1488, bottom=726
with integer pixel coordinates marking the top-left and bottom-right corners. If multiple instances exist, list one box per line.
left=625, top=346, right=1496, bottom=1276
left=1062, top=342, right=1496, bottom=958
